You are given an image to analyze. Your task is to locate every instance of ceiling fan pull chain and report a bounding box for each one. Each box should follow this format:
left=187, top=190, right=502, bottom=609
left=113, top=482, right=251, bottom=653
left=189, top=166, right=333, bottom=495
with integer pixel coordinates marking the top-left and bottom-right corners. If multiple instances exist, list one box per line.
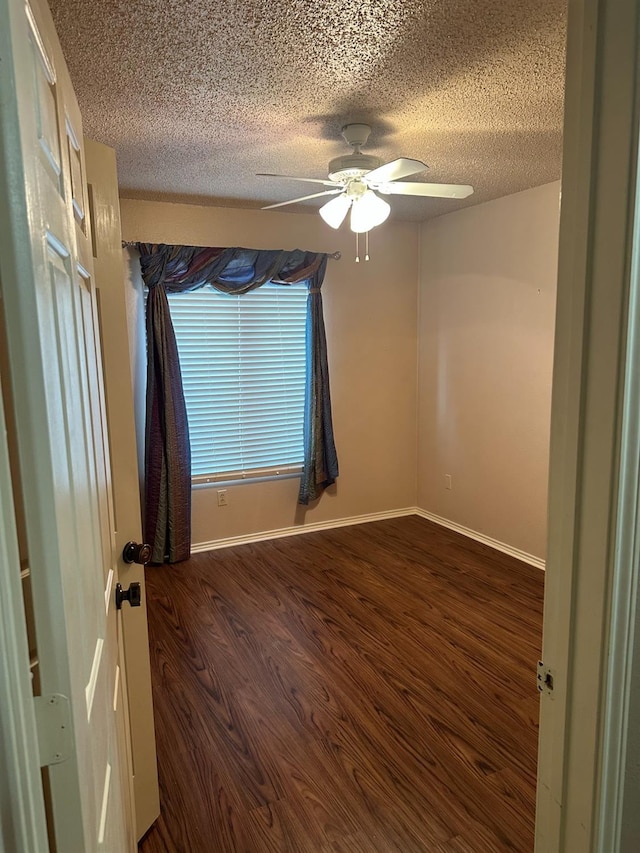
left=355, top=231, right=360, bottom=263
left=365, top=230, right=370, bottom=261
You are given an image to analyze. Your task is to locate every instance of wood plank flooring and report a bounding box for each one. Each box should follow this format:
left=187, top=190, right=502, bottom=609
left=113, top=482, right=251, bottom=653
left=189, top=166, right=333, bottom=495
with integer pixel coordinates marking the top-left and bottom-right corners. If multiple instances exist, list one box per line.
left=138, top=516, right=543, bottom=852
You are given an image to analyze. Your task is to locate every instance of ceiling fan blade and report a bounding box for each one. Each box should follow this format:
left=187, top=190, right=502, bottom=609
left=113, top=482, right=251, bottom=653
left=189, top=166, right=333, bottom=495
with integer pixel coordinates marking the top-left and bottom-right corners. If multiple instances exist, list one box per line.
left=378, top=182, right=474, bottom=199
left=261, top=189, right=342, bottom=210
left=364, top=158, right=428, bottom=184
left=257, top=173, right=338, bottom=187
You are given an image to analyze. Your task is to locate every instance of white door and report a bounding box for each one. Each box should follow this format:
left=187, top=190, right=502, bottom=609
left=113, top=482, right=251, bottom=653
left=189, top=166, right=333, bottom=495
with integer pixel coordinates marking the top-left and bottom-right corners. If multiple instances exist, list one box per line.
left=0, top=0, right=135, bottom=849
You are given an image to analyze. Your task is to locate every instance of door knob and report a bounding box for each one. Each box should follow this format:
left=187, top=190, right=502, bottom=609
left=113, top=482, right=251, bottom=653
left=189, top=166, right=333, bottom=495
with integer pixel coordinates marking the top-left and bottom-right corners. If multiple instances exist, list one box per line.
left=115, top=582, right=141, bottom=609
left=122, top=541, right=151, bottom=564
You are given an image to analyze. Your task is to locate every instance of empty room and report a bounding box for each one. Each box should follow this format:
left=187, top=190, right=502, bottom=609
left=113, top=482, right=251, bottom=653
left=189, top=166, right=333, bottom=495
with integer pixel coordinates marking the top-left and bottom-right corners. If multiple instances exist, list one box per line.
left=5, top=0, right=640, bottom=852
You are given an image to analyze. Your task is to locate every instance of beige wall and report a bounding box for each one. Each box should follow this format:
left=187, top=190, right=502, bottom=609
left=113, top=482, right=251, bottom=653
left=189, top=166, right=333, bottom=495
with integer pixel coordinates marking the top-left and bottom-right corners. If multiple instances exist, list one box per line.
left=417, top=182, right=560, bottom=560
left=119, top=185, right=559, bottom=558
left=119, top=199, right=419, bottom=546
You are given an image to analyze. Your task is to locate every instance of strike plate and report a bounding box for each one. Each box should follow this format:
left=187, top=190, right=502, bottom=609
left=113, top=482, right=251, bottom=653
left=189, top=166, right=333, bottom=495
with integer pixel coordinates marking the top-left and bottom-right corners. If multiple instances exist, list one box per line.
left=537, top=660, right=555, bottom=695
left=33, top=693, right=71, bottom=766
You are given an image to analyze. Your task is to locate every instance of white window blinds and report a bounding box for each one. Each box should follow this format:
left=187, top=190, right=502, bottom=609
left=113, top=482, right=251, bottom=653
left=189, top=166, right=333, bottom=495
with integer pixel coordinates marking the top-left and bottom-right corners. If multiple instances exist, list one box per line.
left=166, top=282, right=308, bottom=481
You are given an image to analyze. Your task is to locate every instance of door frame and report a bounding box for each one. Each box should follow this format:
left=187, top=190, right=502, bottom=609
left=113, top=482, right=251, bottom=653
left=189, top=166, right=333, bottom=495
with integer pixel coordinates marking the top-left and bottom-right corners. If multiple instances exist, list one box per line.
left=85, top=138, right=159, bottom=839
left=535, top=0, right=640, bottom=849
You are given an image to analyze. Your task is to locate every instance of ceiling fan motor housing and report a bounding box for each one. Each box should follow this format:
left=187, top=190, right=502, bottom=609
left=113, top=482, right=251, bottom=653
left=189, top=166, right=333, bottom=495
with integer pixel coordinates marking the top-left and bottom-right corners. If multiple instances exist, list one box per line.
left=328, top=153, right=382, bottom=183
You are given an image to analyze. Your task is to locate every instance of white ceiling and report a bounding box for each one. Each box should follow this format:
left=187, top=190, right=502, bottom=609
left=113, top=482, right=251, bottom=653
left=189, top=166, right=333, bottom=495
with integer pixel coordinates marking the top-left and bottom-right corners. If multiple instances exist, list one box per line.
left=49, top=0, right=567, bottom=221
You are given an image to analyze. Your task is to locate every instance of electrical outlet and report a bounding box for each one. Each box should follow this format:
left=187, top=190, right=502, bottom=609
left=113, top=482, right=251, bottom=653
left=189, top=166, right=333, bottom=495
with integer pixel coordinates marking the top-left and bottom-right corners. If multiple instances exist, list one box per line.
left=217, top=489, right=228, bottom=507
left=445, top=474, right=452, bottom=490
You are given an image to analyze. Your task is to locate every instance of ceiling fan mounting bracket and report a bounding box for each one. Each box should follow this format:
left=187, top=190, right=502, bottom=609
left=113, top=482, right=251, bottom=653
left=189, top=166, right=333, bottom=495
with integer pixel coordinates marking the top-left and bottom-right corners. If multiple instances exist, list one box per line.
left=341, top=123, right=372, bottom=150
left=330, top=123, right=380, bottom=183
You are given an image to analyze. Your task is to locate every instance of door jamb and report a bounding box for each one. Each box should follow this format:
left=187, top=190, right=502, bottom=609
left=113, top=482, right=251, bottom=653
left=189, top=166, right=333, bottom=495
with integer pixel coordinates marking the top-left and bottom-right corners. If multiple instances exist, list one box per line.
left=536, top=0, right=640, bottom=849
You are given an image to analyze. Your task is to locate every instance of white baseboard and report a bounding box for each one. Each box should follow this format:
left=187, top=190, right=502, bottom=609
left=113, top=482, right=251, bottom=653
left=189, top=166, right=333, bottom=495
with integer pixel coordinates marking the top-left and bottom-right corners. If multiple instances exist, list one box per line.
left=413, top=508, right=546, bottom=571
left=190, top=508, right=416, bottom=554
left=191, top=506, right=545, bottom=571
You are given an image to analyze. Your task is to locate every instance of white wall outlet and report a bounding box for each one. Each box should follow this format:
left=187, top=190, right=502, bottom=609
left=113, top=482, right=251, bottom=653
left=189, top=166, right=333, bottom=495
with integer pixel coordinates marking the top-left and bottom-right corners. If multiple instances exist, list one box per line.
left=217, top=489, right=228, bottom=507
left=445, top=474, right=452, bottom=490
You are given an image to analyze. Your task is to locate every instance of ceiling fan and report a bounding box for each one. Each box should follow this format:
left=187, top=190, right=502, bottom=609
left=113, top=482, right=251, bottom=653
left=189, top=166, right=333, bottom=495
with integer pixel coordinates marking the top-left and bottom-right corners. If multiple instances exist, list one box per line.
left=258, top=123, right=474, bottom=233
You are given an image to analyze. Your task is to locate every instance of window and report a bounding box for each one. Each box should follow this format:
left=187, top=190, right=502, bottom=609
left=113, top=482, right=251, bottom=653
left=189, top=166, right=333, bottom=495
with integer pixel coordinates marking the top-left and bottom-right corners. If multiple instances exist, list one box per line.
left=167, top=282, right=307, bottom=483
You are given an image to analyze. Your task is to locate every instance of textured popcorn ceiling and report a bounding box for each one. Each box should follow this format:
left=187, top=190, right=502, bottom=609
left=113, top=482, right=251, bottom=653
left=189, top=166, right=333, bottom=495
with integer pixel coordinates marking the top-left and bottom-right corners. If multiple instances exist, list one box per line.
left=49, top=0, right=566, bottom=221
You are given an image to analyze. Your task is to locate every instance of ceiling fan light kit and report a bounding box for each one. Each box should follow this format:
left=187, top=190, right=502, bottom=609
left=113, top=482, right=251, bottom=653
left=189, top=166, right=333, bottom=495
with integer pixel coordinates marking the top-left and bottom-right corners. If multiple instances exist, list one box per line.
left=319, top=193, right=352, bottom=229
left=350, top=189, right=391, bottom=233
left=259, top=123, right=474, bottom=257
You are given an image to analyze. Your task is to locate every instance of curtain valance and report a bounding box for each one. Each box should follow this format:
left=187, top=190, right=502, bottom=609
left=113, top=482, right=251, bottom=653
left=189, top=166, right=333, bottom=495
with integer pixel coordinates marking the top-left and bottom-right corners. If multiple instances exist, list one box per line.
left=136, top=242, right=339, bottom=563
left=139, top=244, right=326, bottom=294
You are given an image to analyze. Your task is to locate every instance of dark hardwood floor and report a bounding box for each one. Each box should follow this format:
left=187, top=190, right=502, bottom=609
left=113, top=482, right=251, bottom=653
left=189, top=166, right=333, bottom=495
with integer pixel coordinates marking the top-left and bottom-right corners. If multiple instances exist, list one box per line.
left=138, top=516, right=544, bottom=852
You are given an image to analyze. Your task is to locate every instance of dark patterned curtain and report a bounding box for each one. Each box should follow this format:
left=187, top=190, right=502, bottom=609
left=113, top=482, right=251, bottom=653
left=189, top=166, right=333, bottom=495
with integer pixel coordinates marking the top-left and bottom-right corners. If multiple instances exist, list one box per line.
left=300, top=264, right=338, bottom=503
left=137, top=243, right=339, bottom=562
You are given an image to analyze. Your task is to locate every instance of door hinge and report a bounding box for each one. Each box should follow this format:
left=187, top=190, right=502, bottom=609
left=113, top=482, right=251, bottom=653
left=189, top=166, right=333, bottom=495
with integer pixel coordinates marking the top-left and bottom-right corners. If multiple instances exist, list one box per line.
left=537, top=660, right=555, bottom=695
left=33, top=693, right=72, bottom=766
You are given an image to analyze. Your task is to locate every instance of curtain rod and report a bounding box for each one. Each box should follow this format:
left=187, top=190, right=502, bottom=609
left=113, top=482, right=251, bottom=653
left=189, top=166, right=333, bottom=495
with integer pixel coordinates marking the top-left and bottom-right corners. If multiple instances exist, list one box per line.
left=121, top=241, right=341, bottom=260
